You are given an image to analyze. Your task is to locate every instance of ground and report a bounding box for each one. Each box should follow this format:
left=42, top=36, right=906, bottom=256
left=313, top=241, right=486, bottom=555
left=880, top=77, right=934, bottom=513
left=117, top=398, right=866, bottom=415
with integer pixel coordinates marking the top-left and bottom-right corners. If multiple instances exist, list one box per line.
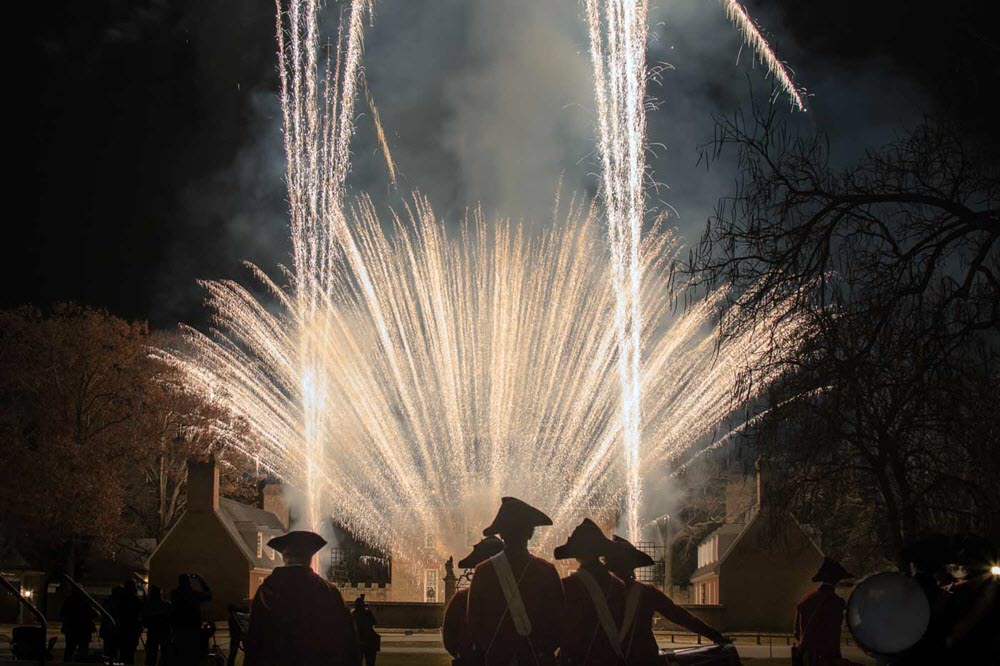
left=0, top=625, right=874, bottom=664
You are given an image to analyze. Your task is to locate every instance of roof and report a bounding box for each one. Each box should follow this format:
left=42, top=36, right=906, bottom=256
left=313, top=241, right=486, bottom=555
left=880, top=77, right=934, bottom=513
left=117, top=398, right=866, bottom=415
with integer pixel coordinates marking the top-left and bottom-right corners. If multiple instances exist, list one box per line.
left=147, top=498, right=287, bottom=571
left=218, top=498, right=287, bottom=570
left=690, top=509, right=824, bottom=582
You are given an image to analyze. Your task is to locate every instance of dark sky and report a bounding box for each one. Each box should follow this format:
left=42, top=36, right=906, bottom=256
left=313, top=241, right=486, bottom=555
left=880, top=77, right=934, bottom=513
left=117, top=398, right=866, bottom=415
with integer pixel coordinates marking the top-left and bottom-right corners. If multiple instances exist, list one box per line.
left=10, top=0, right=998, bottom=328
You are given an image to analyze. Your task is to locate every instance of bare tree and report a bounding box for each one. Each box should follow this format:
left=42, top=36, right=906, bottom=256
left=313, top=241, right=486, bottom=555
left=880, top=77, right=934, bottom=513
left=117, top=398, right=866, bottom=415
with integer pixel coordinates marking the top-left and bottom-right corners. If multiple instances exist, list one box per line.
left=689, top=102, right=998, bottom=348
left=686, top=106, right=1000, bottom=565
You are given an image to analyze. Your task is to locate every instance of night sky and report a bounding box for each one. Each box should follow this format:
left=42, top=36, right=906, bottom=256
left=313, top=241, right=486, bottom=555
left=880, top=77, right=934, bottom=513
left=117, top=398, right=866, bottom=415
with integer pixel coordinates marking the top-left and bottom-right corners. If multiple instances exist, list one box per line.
left=11, top=0, right=998, bottom=328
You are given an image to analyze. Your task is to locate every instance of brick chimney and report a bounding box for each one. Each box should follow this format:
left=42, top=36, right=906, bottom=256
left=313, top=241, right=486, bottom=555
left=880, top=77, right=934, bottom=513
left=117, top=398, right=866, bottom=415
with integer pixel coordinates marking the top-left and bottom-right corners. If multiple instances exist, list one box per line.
left=261, top=482, right=289, bottom=530
left=187, top=454, right=219, bottom=513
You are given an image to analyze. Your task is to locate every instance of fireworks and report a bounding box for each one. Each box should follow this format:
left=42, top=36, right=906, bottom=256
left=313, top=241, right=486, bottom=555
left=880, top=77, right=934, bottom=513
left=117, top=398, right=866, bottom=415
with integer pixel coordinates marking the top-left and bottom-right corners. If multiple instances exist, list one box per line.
left=585, top=0, right=650, bottom=541
left=164, top=0, right=809, bottom=565
left=721, top=0, right=805, bottom=110
left=167, top=195, right=806, bottom=561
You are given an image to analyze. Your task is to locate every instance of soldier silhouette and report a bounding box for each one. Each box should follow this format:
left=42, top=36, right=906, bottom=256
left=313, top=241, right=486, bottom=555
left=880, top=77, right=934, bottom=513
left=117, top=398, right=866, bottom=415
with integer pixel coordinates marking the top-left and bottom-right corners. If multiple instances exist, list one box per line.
left=244, top=530, right=360, bottom=666
left=604, top=536, right=726, bottom=665
left=467, top=497, right=564, bottom=666
left=793, top=557, right=853, bottom=666
left=555, top=519, right=625, bottom=666
left=442, top=536, right=504, bottom=664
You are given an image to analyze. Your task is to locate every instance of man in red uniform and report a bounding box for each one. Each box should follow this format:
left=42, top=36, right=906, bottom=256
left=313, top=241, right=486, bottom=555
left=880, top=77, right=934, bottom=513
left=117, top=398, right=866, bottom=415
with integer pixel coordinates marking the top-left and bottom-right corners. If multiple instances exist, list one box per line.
left=793, top=557, right=853, bottom=666
left=244, top=530, right=360, bottom=666
left=604, top=536, right=726, bottom=665
left=442, top=536, right=504, bottom=664
left=467, top=497, right=565, bottom=666
left=555, top=519, right=626, bottom=666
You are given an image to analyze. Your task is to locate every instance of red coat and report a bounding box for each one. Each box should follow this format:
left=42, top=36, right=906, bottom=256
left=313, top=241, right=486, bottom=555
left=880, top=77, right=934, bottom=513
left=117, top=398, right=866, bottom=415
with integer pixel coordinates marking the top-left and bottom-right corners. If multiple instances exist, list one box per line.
left=560, top=563, right=626, bottom=666
left=244, top=566, right=360, bottom=666
left=794, top=585, right=845, bottom=662
left=442, top=587, right=470, bottom=658
left=620, top=580, right=721, bottom=665
left=467, top=553, right=565, bottom=666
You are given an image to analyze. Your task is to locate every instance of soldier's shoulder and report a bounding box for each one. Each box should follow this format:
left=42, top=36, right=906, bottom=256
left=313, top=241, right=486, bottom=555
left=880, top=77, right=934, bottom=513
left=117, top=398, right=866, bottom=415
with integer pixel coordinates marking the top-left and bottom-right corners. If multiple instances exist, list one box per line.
left=528, top=554, right=558, bottom=573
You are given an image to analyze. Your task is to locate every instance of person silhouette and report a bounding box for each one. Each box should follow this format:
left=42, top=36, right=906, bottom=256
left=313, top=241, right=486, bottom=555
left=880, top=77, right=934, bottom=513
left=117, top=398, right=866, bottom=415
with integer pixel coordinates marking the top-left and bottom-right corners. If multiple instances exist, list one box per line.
left=442, top=536, right=504, bottom=664
left=226, top=601, right=250, bottom=666
left=244, top=530, right=360, bottom=666
left=114, top=580, right=144, bottom=664
left=793, top=557, right=852, bottom=666
left=555, top=519, right=626, bottom=666
left=604, top=536, right=725, bottom=664
left=353, top=594, right=380, bottom=666
left=466, top=497, right=564, bottom=666
left=101, top=586, right=124, bottom=662
left=61, top=586, right=97, bottom=662
left=142, top=585, right=171, bottom=666
left=169, top=573, right=212, bottom=665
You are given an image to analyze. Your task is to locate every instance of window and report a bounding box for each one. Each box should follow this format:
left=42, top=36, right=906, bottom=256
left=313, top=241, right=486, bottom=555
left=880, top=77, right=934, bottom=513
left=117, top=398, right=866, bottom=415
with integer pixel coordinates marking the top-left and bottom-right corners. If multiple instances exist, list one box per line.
left=424, top=569, right=439, bottom=602
left=256, top=531, right=263, bottom=559
left=697, top=535, right=719, bottom=568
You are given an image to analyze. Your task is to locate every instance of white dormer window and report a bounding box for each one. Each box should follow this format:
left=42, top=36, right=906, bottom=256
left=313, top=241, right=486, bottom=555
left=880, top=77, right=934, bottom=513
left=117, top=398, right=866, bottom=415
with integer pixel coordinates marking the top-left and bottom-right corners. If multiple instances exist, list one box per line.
left=267, top=546, right=275, bottom=561
left=257, top=531, right=263, bottom=558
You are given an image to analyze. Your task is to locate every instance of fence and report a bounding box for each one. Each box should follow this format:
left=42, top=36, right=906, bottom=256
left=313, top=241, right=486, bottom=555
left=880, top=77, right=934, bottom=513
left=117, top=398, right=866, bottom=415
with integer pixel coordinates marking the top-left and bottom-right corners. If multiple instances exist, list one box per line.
left=633, top=541, right=666, bottom=586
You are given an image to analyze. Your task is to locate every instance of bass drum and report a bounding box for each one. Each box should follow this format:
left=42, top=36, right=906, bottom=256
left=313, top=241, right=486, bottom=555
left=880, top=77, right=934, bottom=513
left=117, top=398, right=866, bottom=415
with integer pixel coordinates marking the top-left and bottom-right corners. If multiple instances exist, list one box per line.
left=847, top=572, right=930, bottom=659
left=660, top=643, right=742, bottom=665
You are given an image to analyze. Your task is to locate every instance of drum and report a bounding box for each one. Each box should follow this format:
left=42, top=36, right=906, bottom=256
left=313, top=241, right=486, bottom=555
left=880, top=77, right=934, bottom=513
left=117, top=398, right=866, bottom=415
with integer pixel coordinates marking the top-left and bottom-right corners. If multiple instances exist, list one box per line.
left=847, top=571, right=930, bottom=658
left=660, top=643, right=742, bottom=665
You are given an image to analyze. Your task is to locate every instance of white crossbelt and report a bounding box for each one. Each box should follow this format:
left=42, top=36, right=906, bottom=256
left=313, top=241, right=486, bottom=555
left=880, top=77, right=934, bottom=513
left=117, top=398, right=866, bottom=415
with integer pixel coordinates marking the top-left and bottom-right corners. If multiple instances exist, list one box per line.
left=576, top=568, right=624, bottom=660
left=619, top=580, right=643, bottom=642
left=490, top=551, right=533, bottom=637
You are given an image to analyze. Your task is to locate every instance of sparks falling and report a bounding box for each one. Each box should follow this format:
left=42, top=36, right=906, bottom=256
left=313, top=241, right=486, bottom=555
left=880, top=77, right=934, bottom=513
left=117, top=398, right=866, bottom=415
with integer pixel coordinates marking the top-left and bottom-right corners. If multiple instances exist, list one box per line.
left=165, top=0, right=809, bottom=563
left=168, top=197, right=807, bottom=562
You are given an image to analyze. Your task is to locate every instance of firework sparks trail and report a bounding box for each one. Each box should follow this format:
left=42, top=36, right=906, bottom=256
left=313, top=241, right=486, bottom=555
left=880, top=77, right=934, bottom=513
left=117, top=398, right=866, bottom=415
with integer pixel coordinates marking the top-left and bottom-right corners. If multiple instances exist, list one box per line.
left=167, top=193, right=809, bottom=563
left=720, top=0, right=805, bottom=110
left=364, top=76, right=398, bottom=187
left=163, top=0, right=812, bottom=566
left=585, top=0, right=648, bottom=541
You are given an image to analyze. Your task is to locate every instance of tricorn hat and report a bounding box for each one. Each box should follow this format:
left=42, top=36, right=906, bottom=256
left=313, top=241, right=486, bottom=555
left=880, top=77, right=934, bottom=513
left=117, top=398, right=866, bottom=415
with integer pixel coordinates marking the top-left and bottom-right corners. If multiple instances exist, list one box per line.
left=811, top=557, right=854, bottom=583
left=604, top=535, right=655, bottom=571
left=267, top=530, right=328, bottom=558
left=554, top=519, right=615, bottom=560
left=458, top=536, right=505, bottom=569
left=483, top=497, right=553, bottom=536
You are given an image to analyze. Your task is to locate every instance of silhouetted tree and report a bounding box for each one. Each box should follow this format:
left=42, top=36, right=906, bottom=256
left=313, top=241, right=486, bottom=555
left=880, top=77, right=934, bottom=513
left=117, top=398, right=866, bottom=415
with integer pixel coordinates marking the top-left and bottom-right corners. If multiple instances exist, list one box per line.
left=687, top=107, right=1000, bottom=566
left=0, top=305, right=256, bottom=573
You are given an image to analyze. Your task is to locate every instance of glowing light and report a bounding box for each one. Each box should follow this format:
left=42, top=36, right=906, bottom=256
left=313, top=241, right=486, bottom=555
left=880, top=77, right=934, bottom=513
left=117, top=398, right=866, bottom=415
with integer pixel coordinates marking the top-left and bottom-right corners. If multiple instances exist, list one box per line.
left=991, top=565, right=1000, bottom=577
left=585, top=0, right=648, bottom=541
left=162, top=0, right=810, bottom=566
left=720, top=0, right=805, bottom=110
